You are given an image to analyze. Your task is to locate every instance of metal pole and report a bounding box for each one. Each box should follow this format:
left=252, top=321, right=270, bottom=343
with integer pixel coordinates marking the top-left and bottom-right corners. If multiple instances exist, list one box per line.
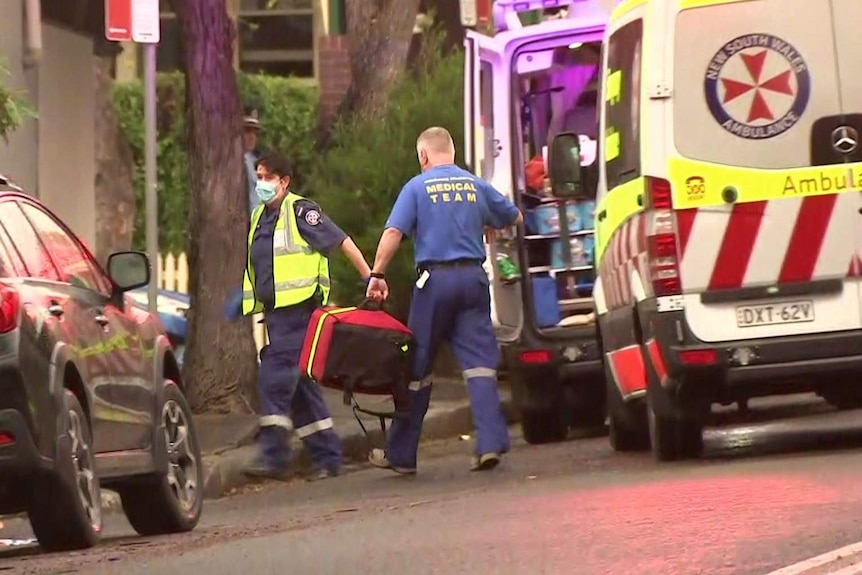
left=143, top=43, right=159, bottom=314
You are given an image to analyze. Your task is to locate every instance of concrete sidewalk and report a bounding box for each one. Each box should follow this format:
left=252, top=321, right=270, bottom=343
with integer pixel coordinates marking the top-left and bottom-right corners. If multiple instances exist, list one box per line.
left=100, top=379, right=516, bottom=513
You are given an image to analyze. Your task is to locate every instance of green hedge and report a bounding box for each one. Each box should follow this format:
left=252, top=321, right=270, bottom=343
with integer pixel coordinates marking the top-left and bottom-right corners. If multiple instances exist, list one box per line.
left=312, top=34, right=465, bottom=318
left=113, top=73, right=318, bottom=254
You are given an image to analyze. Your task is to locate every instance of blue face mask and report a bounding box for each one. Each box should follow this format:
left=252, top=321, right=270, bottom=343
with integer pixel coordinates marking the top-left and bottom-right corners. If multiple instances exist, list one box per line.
left=255, top=180, right=278, bottom=204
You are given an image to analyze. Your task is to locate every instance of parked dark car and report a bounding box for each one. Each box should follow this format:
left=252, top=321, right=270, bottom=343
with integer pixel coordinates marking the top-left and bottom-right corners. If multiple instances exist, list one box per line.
left=0, top=175, right=202, bottom=551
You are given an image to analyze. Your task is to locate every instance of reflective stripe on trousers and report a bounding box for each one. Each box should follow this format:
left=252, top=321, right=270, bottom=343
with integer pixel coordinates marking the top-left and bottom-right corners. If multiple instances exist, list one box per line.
left=260, top=414, right=293, bottom=430
left=463, top=367, right=496, bottom=380
left=295, top=417, right=334, bottom=438
left=408, top=378, right=433, bottom=391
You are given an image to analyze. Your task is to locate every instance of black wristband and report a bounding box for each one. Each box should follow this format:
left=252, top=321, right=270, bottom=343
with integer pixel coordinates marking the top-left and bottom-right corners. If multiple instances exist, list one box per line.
left=369, top=272, right=385, bottom=279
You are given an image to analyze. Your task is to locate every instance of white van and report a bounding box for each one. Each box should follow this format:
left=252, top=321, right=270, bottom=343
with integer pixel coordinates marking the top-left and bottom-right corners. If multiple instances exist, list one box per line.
left=594, top=0, right=862, bottom=461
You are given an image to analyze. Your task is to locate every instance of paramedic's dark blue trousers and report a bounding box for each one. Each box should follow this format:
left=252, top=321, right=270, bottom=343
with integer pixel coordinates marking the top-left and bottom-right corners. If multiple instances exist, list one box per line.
left=385, top=264, right=510, bottom=469
left=257, top=303, right=342, bottom=471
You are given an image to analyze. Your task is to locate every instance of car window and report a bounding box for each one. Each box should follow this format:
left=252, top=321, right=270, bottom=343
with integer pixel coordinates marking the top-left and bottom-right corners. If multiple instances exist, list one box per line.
left=18, top=202, right=108, bottom=294
left=0, top=223, right=26, bottom=278
left=0, top=201, right=61, bottom=281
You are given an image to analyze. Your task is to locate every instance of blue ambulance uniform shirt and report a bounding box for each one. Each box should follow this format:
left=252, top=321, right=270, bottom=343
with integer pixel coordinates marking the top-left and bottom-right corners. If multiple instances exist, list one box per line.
left=250, top=198, right=347, bottom=309
left=385, top=164, right=520, bottom=264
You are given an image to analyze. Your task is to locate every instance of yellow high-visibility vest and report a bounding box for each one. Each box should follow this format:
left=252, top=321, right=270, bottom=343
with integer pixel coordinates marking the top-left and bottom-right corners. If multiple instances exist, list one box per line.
left=242, top=193, right=331, bottom=315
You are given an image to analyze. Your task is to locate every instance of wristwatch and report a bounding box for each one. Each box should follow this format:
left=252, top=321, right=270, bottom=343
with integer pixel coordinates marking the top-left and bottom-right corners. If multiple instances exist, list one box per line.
left=369, top=272, right=385, bottom=279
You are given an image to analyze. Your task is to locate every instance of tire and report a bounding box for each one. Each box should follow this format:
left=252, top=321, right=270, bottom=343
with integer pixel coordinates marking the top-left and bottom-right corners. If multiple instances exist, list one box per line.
left=28, top=390, right=102, bottom=552
left=564, top=380, right=607, bottom=429
left=605, top=363, right=649, bottom=452
left=521, top=408, right=568, bottom=445
left=647, top=387, right=703, bottom=462
left=118, top=382, right=203, bottom=536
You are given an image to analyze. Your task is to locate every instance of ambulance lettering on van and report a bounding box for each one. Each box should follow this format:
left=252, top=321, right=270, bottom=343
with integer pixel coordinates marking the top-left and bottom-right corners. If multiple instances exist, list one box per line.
left=595, top=0, right=862, bottom=463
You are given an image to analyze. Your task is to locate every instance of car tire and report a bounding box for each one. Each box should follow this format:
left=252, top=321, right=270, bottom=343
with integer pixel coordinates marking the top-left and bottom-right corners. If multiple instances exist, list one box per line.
left=564, top=380, right=607, bottom=430
left=118, top=382, right=203, bottom=536
left=647, top=387, right=703, bottom=462
left=606, top=364, right=649, bottom=452
left=28, top=390, right=102, bottom=552
left=521, top=408, right=568, bottom=445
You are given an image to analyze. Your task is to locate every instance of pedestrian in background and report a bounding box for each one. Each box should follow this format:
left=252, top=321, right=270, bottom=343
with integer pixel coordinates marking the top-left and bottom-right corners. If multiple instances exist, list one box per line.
left=243, top=107, right=264, bottom=215
left=225, top=152, right=372, bottom=480
left=365, top=127, right=522, bottom=474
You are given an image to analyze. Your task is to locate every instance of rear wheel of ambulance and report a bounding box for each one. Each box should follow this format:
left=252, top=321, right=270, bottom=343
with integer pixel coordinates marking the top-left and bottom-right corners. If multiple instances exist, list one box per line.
left=647, top=385, right=703, bottom=462
left=605, top=363, right=649, bottom=452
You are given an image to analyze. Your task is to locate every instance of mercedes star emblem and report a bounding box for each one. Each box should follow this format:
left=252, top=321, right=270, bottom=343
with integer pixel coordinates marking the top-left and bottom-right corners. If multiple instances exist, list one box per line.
left=831, top=126, right=859, bottom=154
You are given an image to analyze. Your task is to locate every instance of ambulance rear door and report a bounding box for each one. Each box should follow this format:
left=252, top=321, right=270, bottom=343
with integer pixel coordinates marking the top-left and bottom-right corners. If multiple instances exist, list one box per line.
left=669, top=0, right=862, bottom=344
left=465, top=30, right=523, bottom=342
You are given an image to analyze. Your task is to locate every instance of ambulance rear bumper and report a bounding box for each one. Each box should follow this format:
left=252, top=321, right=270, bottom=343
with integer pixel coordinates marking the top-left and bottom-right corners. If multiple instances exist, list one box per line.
left=654, top=311, right=862, bottom=399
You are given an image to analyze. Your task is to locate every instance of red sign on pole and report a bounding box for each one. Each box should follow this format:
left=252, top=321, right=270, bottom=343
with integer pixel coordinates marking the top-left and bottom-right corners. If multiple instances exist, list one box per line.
left=105, top=0, right=133, bottom=42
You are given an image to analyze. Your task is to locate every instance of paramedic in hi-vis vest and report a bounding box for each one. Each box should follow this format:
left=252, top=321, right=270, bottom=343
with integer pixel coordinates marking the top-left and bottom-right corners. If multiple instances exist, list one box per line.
left=366, top=127, right=522, bottom=473
left=227, top=152, right=372, bottom=480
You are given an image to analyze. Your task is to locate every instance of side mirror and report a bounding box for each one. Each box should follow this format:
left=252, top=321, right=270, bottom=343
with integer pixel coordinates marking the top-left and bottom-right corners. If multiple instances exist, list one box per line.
left=548, top=131, right=583, bottom=199
left=107, top=251, right=151, bottom=292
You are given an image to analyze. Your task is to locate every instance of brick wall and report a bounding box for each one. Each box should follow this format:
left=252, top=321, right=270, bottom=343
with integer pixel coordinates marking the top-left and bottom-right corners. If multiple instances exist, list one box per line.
left=318, top=35, right=351, bottom=128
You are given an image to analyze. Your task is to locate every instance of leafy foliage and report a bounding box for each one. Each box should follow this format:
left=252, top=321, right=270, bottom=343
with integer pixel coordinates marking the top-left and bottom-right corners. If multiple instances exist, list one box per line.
left=0, top=61, right=35, bottom=142
left=113, top=72, right=318, bottom=254
left=311, top=31, right=465, bottom=319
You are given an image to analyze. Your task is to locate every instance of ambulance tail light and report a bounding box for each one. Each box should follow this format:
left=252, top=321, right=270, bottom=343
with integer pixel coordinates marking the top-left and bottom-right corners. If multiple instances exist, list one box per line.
left=519, top=350, right=553, bottom=364
left=645, top=178, right=682, bottom=297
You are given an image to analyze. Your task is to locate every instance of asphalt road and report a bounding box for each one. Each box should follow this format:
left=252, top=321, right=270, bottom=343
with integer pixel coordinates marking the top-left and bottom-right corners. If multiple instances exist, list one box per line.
left=4, top=393, right=862, bottom=575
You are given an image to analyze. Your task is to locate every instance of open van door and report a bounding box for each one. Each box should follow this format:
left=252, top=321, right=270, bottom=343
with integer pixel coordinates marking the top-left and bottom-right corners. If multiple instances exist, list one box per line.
left=669, top=0, right=862, bottom=344
left=465, top=30, right=524, bottom=343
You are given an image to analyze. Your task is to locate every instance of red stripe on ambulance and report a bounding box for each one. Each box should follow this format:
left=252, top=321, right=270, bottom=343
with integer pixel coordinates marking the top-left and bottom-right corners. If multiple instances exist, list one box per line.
left=778, top=194, right=838, bottom=283
left=708, top=201, right=767, bottom=290
left=607, top=345, right=647, bottom=397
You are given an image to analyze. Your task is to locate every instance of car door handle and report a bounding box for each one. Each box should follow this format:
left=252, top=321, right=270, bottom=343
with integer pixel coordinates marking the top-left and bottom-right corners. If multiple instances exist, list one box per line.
left=94, top=312, right=110, bottom=327
left=47, top=303, right=64, bottom=317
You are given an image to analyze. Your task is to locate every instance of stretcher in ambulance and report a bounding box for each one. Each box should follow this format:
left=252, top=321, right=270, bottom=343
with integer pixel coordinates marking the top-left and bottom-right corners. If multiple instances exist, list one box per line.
left=594, top=0, right=862, bottom=461
left=465, top=0, right=618, bottom=444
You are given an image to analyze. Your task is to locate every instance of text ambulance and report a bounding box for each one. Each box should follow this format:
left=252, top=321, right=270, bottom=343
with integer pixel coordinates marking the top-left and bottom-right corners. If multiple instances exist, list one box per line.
left=594, top=0, right=862, bottom=461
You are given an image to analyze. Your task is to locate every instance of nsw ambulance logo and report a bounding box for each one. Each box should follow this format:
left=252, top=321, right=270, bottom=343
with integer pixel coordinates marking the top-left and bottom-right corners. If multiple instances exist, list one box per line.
left=704, top=33, right=811, bottom=140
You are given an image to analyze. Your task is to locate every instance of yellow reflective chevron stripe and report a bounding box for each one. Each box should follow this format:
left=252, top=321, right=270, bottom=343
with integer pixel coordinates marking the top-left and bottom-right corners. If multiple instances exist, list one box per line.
left=668, top=158, right=862, bottom=210
left=678, top=0, right=756, bottom=9
left=305, top=307, right=356, bottom=378
left=595, top=177, right=645, bottom=265
left=610, top=0, right=646, bottom=22
left=612, top=0, right=756, bottom=22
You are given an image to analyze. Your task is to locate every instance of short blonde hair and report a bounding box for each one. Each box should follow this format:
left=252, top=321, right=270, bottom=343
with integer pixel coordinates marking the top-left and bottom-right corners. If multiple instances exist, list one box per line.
left=416, top=126, right=455, bottom=155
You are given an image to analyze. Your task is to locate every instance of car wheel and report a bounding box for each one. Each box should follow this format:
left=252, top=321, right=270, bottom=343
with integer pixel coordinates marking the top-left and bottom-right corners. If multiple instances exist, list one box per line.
left=119, top=382, right=202, bottom=536
left=28, top=390, right=102, bottom=552
left=564, top=379, right=607, bottom=430
left=606, top=364, right=649, bottom=452
left=521, top=408, right=568, bottom=445
left=647, top=387, right=703, bottom=462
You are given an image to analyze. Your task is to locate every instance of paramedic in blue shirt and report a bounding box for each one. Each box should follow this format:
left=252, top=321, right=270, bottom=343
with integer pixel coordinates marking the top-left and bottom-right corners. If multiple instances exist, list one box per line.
left=226, top=152, right=372, bottom=481
left=366, top=126, right=523, bottom=473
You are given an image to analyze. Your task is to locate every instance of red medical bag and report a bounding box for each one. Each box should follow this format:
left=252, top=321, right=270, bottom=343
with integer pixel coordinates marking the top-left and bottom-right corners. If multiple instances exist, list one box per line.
left=299, top=300, right=415, bottom=427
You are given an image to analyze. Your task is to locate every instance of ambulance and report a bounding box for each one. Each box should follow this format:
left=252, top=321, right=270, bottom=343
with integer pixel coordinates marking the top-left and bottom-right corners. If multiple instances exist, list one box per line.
left=465, top=0, right=618, bottom=444
left=594, top=0, right=862, bottom=461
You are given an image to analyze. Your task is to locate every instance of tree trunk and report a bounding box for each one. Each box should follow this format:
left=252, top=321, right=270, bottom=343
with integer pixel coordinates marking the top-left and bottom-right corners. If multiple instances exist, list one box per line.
left=93, top=56, right=136, bottom=266
left=318, top=0, right=421, bottom=145
left=171, top=0, right=259, bottom=414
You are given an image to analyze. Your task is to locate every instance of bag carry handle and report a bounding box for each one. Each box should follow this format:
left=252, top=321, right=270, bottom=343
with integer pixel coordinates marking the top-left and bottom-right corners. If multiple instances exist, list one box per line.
left=357, top=297, right=383, bottom=311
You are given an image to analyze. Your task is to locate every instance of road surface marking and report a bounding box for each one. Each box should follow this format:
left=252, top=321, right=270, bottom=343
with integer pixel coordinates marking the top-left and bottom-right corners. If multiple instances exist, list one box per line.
left=826, top=562, right=862, bottom=575
left=765, top=541, right=862, bottom=575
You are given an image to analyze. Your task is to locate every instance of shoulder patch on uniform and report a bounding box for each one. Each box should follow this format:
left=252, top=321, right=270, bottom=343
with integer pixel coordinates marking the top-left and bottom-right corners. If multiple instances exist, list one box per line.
left=305, top=209, right=321, bottom=226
